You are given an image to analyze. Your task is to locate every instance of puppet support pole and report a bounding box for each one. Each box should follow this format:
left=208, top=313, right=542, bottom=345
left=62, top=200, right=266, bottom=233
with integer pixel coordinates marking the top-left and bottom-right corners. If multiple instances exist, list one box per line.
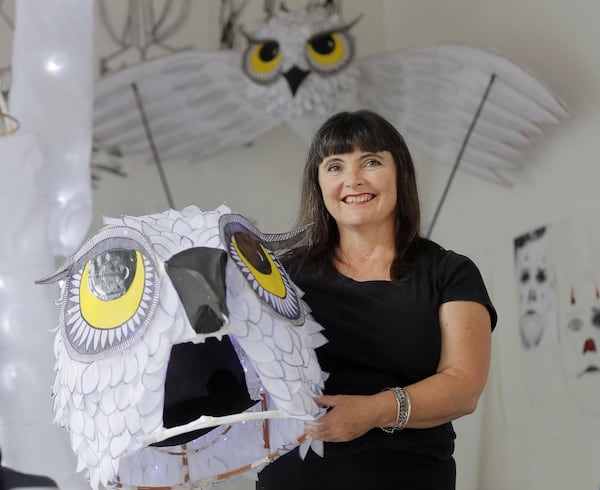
left=426, top=73, right=497, bottom=238
left=131, top=82, right=176, bottom=209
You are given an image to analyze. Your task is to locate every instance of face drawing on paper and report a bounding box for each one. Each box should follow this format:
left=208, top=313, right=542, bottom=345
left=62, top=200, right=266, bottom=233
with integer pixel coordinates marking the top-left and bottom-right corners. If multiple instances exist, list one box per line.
left=560, top=279, right=600, bottom=414
left=514, top=226, right=557, bottom=348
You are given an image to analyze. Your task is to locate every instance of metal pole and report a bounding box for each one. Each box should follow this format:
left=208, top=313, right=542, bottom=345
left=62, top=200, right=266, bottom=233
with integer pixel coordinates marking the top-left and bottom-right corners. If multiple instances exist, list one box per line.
left=131, top=82, right=176, bottom=209
left=426, top=73, right=497, bottom=238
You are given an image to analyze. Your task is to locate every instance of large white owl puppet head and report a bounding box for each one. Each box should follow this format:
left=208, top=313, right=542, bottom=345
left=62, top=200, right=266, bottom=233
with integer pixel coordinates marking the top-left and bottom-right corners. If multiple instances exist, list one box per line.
left=37, top=205, right=327, bottom=489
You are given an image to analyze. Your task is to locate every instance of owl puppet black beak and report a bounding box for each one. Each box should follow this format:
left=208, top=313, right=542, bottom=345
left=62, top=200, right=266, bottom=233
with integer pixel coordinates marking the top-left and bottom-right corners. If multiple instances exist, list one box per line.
left=160, top=247, right=255, bottom=447
left=164, top=247, right=229, bottom=334
left=283, top=65, right=310, bottom=96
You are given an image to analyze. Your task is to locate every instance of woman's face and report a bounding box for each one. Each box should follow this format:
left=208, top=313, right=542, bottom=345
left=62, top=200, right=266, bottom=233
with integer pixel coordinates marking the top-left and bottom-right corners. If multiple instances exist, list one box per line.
left=317, top=149, right=397, bottom=232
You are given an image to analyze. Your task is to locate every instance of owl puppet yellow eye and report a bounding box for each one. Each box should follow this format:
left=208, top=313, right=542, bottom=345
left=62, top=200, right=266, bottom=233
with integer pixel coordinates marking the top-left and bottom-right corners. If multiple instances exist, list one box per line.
left=219, top=214, right=305, bottom=324
left=80, top=249, right=145, bottom=329
left=231, top=232, right=287, bottom=299
left=243, top=39, right=282, bottom=84
left=36, top=226, right=160, bottom=360
left=305, top=24, right=356, bottom=74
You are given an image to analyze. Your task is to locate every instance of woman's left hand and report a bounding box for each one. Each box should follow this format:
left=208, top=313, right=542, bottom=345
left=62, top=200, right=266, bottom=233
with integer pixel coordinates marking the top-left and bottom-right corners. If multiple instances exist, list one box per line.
left=304, top=393, right=388, bottom=442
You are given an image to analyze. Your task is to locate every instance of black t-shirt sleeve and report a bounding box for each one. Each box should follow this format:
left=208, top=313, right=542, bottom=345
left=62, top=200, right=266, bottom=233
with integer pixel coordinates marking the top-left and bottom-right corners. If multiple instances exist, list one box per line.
left=438, top=251, right=498, bottom=329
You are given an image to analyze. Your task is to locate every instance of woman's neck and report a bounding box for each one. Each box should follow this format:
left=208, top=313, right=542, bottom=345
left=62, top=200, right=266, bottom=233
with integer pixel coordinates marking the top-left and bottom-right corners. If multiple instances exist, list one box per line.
left=334, top=227, right=396, bottom=281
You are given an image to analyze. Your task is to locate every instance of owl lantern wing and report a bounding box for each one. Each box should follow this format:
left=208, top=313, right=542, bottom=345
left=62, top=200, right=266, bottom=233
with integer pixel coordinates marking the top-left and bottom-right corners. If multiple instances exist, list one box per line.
left=36, top=205, right=327, bottom=489
left=357, top=43, right=569, bottom=185
left=93, top=51, right=282, bottom=162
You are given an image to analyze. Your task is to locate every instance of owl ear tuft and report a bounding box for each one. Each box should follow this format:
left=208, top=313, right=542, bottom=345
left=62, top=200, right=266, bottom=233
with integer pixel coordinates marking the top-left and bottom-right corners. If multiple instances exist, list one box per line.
left=219, top=213, right=312, bottom=252
left=261, top=223, right=313, bottom=251
left=35, top=269, right=68, bottom=285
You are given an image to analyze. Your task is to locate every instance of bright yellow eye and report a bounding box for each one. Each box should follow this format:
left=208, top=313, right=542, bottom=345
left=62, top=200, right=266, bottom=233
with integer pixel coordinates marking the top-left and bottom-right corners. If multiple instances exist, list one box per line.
left=232, top=233, right=286, bottom=298
left=80, top=250, right=145, bottom=329
left=221, top=214, right=303, bottom=323
left=243, top=40, right=281, bottom=83
left=306, top=31, right=353, bottom=73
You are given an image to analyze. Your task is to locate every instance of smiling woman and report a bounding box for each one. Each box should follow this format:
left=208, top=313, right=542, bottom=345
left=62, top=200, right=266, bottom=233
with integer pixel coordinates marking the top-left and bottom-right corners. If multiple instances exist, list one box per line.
left=318, top=149, right=397, bottom=239
left=257, top=110, right=497, bottom=490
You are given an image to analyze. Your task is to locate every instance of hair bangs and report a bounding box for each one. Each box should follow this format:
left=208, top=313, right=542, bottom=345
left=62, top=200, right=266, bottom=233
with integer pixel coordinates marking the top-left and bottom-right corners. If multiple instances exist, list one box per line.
left=313, top=114, right=391, bottom=164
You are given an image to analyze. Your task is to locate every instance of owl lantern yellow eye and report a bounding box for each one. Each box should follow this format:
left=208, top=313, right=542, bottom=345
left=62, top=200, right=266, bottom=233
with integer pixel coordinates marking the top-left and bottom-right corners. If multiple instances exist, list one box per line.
left=38, top=226, right=160, bottom=361
left=80, top=250, right=145, bottom=329
left=231, top=233, right=287, bottom=299
left=220, top=215, right=303, bottom=324
left=243, top=39, right=282, bottom=84
left=305, top=30, right=354, bottom=74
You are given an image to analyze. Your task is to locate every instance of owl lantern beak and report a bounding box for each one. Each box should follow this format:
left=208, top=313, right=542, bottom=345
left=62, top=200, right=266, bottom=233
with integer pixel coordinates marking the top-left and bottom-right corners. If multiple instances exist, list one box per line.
left=283, top=65, right=310, bottom=96
left=165, top=247, right=229, bottom=334
left=161, top=247, right=256, bottom=447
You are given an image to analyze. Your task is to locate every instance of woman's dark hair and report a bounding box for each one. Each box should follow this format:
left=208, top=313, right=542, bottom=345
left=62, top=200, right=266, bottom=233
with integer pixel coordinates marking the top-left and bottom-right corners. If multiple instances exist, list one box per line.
left=288, top=109, right=422, bottom=280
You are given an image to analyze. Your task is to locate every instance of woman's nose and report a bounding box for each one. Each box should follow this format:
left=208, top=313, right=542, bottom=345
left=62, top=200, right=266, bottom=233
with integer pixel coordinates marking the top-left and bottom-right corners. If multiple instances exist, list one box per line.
left=344, top=168, right=363, bottom=187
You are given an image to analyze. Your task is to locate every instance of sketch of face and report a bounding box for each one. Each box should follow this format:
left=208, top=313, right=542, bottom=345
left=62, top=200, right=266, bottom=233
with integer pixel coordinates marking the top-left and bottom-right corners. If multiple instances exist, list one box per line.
left=560, top=279, right=600, bottom=414
left=514, top=227, right=556, bottom=348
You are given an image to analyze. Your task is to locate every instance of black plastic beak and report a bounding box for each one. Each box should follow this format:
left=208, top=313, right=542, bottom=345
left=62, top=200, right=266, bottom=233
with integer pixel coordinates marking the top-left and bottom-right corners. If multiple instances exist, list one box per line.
left=165, top=247, right=229, bottom=334
left=283, top=66, right=310, bottom=96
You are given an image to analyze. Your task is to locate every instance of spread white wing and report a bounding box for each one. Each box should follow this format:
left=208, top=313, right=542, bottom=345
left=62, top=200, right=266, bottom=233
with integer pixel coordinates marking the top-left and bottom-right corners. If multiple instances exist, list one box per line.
left=357, top=43, right=569, bottom=185
left=93, top=50, right=282, bottom=162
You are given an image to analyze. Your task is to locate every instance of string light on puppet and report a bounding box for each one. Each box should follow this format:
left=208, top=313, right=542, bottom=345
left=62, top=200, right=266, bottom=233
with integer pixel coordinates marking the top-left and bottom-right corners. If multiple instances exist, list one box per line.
left=36, top=205, right=328, bottom=490
left=92, top=0, right=568, bottom=228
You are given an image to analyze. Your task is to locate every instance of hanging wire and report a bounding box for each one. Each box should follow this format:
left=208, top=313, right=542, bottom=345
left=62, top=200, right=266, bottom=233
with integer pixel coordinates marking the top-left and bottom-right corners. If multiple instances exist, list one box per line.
left=306, top=0, right=340, bottom=14
left=98, top=0, right=192, bottom=74
left=0, top=0, right=14, bottom=93
left=0, top=0, right=13, bottom=28
left=219, top=0, right=249, bottom=50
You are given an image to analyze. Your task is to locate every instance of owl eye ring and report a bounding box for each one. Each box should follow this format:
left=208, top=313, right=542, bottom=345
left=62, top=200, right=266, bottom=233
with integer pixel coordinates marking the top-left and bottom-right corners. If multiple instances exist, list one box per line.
left=39, top=226, right=161, bottom=361
left=304, top=18, right=360, bottom=75
left=219, top=214, right=304, bottom=324
left=240, top=30, right=282, bottom=84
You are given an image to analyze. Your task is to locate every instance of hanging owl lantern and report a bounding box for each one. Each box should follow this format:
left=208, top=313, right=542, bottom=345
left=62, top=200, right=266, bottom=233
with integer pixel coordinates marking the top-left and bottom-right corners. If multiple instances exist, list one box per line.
left=37, top=205, right=327, bottom=490
left=94, top=2, right=567, bottom=186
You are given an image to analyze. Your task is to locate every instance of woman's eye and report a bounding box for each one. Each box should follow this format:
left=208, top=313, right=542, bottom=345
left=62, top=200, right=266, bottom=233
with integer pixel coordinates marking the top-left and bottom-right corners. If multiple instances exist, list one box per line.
left=365, top=159, right=381, bottom=167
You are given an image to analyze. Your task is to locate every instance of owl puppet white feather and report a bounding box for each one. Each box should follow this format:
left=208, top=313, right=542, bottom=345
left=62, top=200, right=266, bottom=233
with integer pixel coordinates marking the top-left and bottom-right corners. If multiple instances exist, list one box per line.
left=93, top=7, right=568, bottom=185
left=37, top=205, right=327, bottom=489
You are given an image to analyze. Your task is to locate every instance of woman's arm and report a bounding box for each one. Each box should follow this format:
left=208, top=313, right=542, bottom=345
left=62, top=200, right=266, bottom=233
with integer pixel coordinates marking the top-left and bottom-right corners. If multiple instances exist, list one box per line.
left=403, top=300, right=492, bottom=428
left=304, top=300, right=492, bottom=441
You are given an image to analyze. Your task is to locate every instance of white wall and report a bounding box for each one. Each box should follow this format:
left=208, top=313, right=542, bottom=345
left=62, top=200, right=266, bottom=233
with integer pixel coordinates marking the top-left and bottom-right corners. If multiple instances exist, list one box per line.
left=2, top=1, right=598, bottom=489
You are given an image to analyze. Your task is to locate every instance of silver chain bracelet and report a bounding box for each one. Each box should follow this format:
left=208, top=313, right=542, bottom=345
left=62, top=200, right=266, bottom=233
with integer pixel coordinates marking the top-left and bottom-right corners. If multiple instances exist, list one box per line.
left=380, top=386, right=411, bottom=433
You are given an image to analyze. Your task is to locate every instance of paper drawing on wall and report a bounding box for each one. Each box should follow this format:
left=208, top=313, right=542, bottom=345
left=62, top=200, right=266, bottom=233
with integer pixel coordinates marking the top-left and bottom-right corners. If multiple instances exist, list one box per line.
left=92, top=1, right=568, bottom=187
left=554, top=211, right=600, bottom=416
left=36, top=205, right=327, bottom=489
left=514, top=225, right=558, bottom=348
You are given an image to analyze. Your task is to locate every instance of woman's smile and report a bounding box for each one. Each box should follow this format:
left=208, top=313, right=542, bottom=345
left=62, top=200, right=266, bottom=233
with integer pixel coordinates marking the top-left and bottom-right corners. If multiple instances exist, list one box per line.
left=342, top=193, right=375, bottom=204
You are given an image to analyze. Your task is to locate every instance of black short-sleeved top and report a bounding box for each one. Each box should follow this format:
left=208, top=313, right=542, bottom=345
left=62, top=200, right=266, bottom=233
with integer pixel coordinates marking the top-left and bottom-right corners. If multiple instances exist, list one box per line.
left=289, top=241, right=496, bottom=458
left=257, top=241, right=497, bottom=489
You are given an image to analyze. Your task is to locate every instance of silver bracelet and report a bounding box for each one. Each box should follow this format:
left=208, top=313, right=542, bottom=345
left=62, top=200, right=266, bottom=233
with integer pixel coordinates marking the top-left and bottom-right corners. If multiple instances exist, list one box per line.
left=380, top=387, right=411, bottom=433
